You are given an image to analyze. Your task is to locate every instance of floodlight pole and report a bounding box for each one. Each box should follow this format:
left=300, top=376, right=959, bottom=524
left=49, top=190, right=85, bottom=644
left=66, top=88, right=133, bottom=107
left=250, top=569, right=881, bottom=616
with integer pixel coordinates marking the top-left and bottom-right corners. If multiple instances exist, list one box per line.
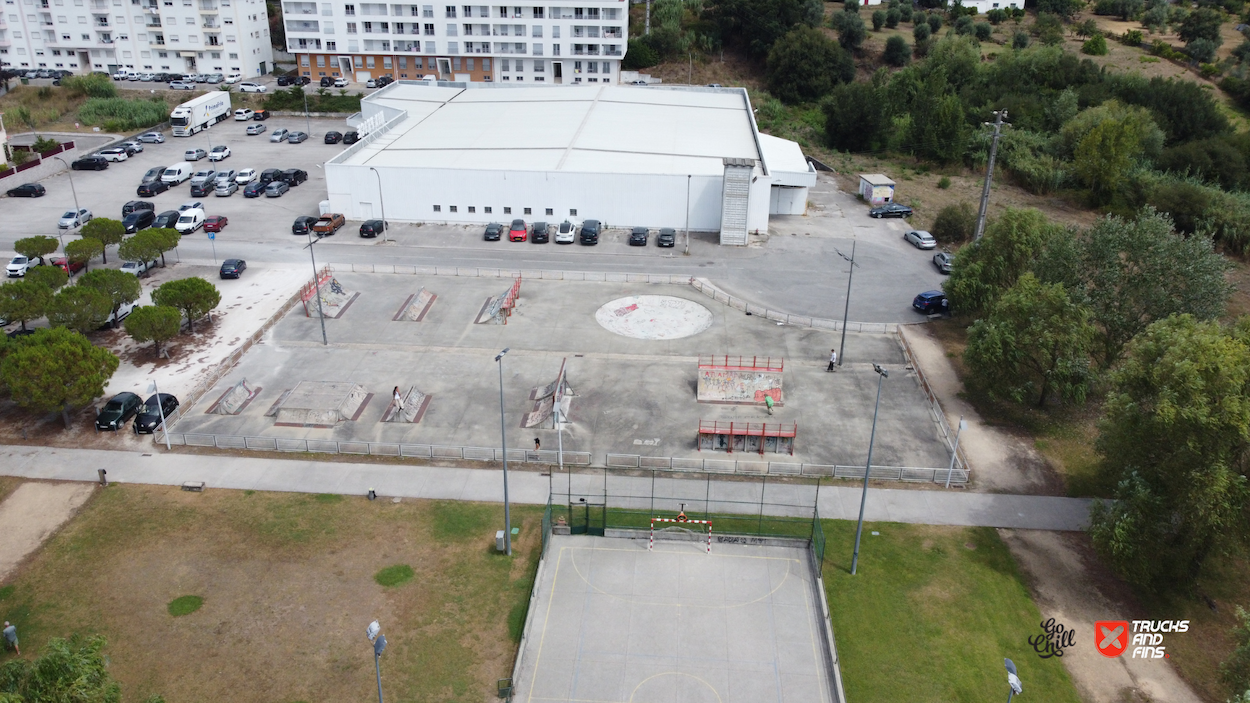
left=836, top=241, right=857, bottom=367
left=1005, top=658, right=1023, bottom=702
left=151, top=379, right=170, bottom=451
left=53, top=156, right=80, bottom=253
left=368, top=166, right=389, bottom=243
left=496, top=348, right=512, bottom=556
left=684, top=174, right=691, bottom=255
left=304, top=233, right=329, bottom=345
left=302, top=88, right=312, bottom=136
left=851, top=363, right=888, bottom=576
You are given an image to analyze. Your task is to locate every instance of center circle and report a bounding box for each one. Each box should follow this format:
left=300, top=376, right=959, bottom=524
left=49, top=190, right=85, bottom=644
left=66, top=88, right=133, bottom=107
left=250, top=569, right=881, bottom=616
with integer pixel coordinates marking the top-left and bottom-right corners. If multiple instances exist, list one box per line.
left=595, top=295, right=714, bottom=340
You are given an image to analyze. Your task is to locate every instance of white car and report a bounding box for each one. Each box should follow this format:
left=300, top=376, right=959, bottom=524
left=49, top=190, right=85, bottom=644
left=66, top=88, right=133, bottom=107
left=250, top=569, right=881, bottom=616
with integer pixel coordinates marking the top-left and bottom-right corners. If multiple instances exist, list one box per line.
left=334, top=77, right=349, bottom=87
left=239, top=82, right=266, bottom=93
left=6, top=256, right=31, bottom=277
left=233, top=108, right=254, bottom=121
left=138, top=132, right=165, bottom=144
left=98, top=147, right=129, bottom=162
left=208, top=145, right=231, bottom=161
left=58, top=208, right=93, bottom=229
left=554, top=220, right=577, bottom=244
left=224, top=72, right=242, bottom=84
left=174, top=209, right=206, bottom=233
left=111, top=69, right=128, bottom=80
left=903, top=230, right=937, bottom=250
left=235, top=168, right=258, bottom=184
left=120, top=259, right=157, bottom=276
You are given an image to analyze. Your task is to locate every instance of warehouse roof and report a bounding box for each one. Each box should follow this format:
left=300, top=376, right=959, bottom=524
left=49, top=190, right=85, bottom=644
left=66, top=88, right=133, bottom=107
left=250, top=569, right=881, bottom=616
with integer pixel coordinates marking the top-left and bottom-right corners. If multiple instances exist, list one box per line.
left=336, top=82, right=766, bottom=177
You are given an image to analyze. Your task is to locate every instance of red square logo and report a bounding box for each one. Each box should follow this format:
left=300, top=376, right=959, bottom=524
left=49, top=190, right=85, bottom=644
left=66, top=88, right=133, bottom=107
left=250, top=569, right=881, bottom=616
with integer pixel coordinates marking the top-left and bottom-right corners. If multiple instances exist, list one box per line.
left=1096, top=621, right=1129, bottom=657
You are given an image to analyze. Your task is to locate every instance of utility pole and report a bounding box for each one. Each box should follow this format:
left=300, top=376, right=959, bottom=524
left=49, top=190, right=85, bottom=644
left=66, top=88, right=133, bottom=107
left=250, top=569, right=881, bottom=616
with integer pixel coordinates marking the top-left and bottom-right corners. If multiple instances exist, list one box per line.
left=974, top=109, right=1008, bottom=242
left=835, top=241, right=857, bottom=367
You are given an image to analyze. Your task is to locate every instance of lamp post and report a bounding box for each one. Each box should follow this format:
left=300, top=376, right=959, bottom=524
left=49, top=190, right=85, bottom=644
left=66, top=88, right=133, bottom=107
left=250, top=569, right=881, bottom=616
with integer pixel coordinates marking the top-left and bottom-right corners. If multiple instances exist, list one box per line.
left=1005, top=658, right=1023, bottom=702
left=684, top=174, right=691, bottom=255
left=368, top=166, right=389, bottom=243
left=835, top=241, right=857, bottom=367
left=366, top=620, right=386, bottom=703
left=52, top=156, right=80, bottom=253
left=496, top=347, right=512, bottom=556
left=148, top=380, right=171, bottom=451
left=302, top=233, right=329, bottom=345
left=945, top=416, right=966, bottom=489
left=850, top=362, right=887, bottom=576
left=302, top=88, right=312, bottom=137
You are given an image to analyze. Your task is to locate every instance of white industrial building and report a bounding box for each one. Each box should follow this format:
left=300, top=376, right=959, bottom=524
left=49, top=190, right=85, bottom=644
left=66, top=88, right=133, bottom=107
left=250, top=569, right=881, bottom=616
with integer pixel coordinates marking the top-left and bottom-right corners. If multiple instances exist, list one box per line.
left=0, top=0, right=274, bottom=77
left=324, top=81, right=816, bottom=244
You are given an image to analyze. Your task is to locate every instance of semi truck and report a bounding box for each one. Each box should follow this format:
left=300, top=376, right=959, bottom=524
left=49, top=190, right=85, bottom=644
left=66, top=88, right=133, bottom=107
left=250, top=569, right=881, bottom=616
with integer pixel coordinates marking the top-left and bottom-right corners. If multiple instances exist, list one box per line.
left=169, top=92, right=232, bottom=137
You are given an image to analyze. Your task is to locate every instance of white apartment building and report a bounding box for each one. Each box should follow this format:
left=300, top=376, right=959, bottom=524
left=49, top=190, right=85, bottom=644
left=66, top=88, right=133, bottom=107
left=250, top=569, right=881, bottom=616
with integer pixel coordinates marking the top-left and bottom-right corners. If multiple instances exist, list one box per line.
left=282, top=0, right=626, bottom=85
left=0, top=0, right=274, bottom=78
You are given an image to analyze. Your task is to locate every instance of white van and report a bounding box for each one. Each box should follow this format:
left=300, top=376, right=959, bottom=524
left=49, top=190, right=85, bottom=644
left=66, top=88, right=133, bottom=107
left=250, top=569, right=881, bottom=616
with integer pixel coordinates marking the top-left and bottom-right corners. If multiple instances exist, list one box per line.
left=161, top=161, right=194, bottom=185
left=174, top=209, right=205, bottom=233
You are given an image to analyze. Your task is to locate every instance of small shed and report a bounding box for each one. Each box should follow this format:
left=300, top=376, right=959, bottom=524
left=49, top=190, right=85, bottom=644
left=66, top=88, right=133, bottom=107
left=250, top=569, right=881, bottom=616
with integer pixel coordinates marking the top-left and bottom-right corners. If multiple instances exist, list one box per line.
left=858, top=174, right=896, bottom=206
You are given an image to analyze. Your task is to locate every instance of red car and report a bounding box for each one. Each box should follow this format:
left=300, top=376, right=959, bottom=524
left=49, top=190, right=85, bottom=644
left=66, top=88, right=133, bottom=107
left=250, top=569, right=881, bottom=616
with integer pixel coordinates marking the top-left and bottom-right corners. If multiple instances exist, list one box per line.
left=508, top=218, right=527, bottom=242
left=204, top=215, right=229, bottom=232
left=49, top=256, right=85, bottom=275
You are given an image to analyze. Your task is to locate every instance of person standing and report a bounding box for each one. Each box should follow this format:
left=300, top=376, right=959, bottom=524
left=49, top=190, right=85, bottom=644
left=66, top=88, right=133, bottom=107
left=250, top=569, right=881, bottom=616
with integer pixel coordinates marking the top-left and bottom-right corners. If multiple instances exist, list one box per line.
left=827, top=349, right=838, bottom=372
left=3, top=621, right=18, bottom=655
left=393, top=386, right=404, bottom=412
left=764, top=394, right=775, bottom=415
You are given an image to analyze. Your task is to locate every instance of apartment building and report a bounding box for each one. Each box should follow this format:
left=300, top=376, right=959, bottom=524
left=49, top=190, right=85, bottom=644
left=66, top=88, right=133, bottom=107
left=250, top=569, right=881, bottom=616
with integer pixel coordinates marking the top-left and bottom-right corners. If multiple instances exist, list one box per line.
left=283, top=1, right=627, bottom=85
left=0, top=0, right=274, bottom=78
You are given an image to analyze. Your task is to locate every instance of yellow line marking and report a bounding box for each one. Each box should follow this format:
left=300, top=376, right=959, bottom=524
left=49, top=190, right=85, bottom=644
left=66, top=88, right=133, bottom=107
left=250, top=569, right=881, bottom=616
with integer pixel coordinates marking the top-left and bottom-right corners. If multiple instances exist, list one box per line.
left=526, top=545, right=566, bottom=703
left=627, top=671, right=724, bottom=703
left=801, top=563, right=831, bottom=703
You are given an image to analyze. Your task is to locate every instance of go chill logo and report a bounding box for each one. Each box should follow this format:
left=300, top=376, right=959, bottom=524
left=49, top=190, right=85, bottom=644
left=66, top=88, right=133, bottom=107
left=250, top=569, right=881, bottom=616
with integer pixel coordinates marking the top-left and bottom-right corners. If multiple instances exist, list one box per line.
left=1095, top=620, right=1188, bottom=659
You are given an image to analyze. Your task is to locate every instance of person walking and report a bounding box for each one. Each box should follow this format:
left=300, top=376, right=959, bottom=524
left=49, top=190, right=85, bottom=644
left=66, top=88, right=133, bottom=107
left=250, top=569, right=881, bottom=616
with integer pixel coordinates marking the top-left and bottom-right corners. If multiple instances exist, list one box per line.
left=764, top=394, right=775, bottom=415
left=3, top=621, right=18, bottom=655
left=534, top=437, right=541, bottom=451
left=393, top=386, right=404, bottom=412
left=827, top=349, right=838, bottom=372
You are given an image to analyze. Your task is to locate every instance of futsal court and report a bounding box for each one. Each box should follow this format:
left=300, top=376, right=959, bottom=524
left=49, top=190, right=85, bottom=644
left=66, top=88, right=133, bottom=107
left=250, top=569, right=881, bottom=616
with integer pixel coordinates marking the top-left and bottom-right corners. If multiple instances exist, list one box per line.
left=513, top=533, right=837, bottom=703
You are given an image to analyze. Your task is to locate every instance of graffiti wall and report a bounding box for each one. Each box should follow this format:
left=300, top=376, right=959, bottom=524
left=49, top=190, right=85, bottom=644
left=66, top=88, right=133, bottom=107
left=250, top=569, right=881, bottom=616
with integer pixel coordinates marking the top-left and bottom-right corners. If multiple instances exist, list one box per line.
left=696, top=368, right=784, bottom=405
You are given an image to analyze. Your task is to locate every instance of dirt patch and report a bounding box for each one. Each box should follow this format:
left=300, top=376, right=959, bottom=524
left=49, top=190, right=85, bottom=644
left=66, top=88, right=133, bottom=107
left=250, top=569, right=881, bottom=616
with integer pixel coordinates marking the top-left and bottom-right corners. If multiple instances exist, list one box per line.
left=0, top=482, right=95, bottom=581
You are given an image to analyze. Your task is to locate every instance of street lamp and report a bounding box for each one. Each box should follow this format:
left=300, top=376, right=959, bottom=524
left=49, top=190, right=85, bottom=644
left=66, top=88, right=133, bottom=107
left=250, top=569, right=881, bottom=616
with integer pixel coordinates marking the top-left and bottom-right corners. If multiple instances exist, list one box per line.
left=52, top=156, right=80, bottom=253
left=302, top=233, right=329, bottom=345
left=302, top=88, right=312, bottom=137
left=835, top=241, right=858, bottom=367
left=496, top=348, right=512, bottom=556
left=367, top=620, right=386, bottom=703
left=368, top=166, right=389, bottom=243
left=684, top=174, right=691, bottom=256
left=148, top=380, right=170, bottom=451
left=850, top=362, right=887, bottom=576
left=1005, top=658, right=1023, bottom=702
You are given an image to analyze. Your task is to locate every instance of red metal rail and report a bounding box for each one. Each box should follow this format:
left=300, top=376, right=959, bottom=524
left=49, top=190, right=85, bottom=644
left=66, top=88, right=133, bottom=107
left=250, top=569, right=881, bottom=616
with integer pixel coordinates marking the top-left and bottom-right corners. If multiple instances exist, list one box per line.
left=697, top=355, right=784, bottom=372
left=697, top=420, right=797, bottom=437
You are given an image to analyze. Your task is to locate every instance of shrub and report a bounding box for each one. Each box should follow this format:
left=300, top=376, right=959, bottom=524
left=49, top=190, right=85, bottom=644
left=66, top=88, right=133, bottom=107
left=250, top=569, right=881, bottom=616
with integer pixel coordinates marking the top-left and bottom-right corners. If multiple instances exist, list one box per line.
left=77, top=97, right=169, bottom=131
left=623, top=38, right=659, bottom=69
left=1201, top=62, right=1222, bottom=78
left=1187, top=37, right=1219, bottom=62
left=986, top=8, right=1007, bottom=23
left=886, top=7, right=900, bottom=27
left=955, top=15, right=976, bottom=35
left=10, top=149, right=32, bottom=166
left=928, top=12, right=942, bottom=32
left=938, top=175, right=952, bottom=189
left=1083, top=34, right=1109, bottom=55
left=1013, top=31, right=1030, bottom=49
left=913, top=21, right=931, bottom=41
left=932, top=202, right=977, bottom=242
left=974, top=21, right=993, bottom=40
left=1122, top=29, right=1143, bottom=46
left=60, top=73, right=117, bottom=98
left=767, top=26, right=856, bottom=103
left=899, top=3, right=912, bottom=21
left=884, top=35, right=912, bottom=66
left=31, top=136, right=59, bottom=153
left=872, top=9, right=886, bottom=30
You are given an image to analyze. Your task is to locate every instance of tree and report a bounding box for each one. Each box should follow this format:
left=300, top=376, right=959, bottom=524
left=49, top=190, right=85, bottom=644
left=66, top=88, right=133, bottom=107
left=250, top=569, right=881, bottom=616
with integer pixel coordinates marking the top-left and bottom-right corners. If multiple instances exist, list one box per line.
left=974, top=21, right=992, bottom=40
left=152, top=277, right=221, bottom=333
left=1037, top=0, right=1085, bottom=19
left=0, top=327, right=119, bottom=427
left=831, top=10, right=867, bottom=51
left=883, top=35, right=911, bottom=66
left=1073, top=118, right=1139, bottom=205
left=1186, top=37, right=1218, bottom=62
left=79, top=269, right=142, bottom=329
left=871, top=9, right=885, bottom=30
left=707, top=0, right=823, bottom=56
left=823, top=81, right=888, bottom=152
left=25, top=265, right=68, bottom=291
left=117, top=230, right=163, bottom=265
left=623, top=38, right=659, bottom=69
left=943, top=208, right=1064, bottom=315
left=1081, top=33, right=1108, bottom=55
left=1012, top=30, right=1030, bottom=49
left=931, top=202, right=977, bottom=243
left=14, top=236, right=58, bottom=265
left=908, top=72, right=969, bottom=164
left=766, top=27, right=856, bottom=103
left=1179, top=6, right=1224, bottom=44
left=0, top=635, right=126, bottom=701
left=964, top=273, right=1096, bottom=407
left=64, top=237, right=103, bottom=273
left=885, top=7, right=900, bottom=27
left=80, top=218, right=125, bottom=264
left=124, top=305, right=183, bottom=358
left=1223, top=607, right=1250, bottom=693
left=913, top=20, right=931, bottom=41
left=46, top=285, right=112, bottom=334
left=1089, top=316, right=1250, bottom=592
left=0, top=281, right=51, bottom=332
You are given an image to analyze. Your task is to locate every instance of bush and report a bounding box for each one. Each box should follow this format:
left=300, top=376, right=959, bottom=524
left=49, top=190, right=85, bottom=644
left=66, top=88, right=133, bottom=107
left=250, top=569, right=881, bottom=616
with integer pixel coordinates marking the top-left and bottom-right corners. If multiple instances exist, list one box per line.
left=872, top=9, right=886, bottom=30
left=31, top=136, right=59, bottom=153
left=913, top=21, right=932, bottom=41
left=60, top=72, right=117, bottom=98
left=886, top=7, right=900, bottom=27
left=623, top=38, right=659, bottom=69
left=932, top=202, right=977, bottom=243
left=899, top=3, right=912, bottom=21
left=831, top=9, right=868, bottom=50
left=1122, top=29, right=1143, bottom=46
left=955, top=15, right=976, bottom=35
left=938, top=175, right=952, bottom=189
left=77, top=97, right=169, bottom=131
left=884, top=35, right=912, bottom=65
left=767, top=26, right=856, bottom=103
left=1187, top=37, right=1219, bottom=62
left=1083, top=34, right=1109, bottom=55
left=986, top=8, right=1007, bottom=23
left=1013, top=31, right=1030, bottom=49
left=928, top=13, right=943, bottom=32
left=974, top=21, right=993, bottom=40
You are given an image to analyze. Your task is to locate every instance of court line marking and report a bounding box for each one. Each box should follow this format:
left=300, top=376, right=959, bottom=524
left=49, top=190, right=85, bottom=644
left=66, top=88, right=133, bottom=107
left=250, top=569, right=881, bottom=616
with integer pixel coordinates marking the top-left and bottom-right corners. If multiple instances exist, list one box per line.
left=628, top=671, right=724, bottom=703
left=526, top=544, right=567, bottom=703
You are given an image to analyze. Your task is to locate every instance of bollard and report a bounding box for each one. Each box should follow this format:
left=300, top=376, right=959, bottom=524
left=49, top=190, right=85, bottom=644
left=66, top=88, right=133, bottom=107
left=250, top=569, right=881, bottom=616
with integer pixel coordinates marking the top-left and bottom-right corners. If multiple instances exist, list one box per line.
left=97, top=469, right=108, bottom=487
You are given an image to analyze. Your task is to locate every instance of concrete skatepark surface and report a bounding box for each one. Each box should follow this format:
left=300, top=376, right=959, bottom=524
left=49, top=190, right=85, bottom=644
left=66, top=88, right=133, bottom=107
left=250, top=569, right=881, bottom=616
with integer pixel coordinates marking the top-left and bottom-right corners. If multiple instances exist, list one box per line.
left=168, top=275, right=952, bottom=469
left=514, top=534, right=835, bottom=703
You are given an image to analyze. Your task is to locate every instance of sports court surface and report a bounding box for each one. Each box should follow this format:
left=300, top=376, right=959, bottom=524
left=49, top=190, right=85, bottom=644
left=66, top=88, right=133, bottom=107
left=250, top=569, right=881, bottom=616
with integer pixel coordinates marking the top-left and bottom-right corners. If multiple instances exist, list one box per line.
left=514, top=533, right=836, bottom=703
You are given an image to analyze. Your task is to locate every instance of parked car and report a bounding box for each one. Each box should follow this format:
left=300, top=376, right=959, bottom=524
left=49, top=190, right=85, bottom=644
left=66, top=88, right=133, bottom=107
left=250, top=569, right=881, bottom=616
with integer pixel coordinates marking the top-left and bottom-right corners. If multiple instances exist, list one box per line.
left=313, top=213, right=345, bottom=235
left=259, top=168, right=284, bottom=185
left=179, top=201, right=204, bottom=212
left=123, top=210, right=156, bottom=233
left=239, top=82, right=266, bottom=93
left=58, top=208, right=93, bottom=229
left=204, top=215, right=229, bottom=232
left=279, top=168, right=308, bottom=186
left=189, top=181, right=214, bottom=197
left=208, top=145, right=232, bottom=161
left=137, top=180, right=171, bottom=197
left=243, top=182, right=267, bottom=198
left=189, top=169, right=217, bottom=186
left=358, top=219, right=386, bottom=238
left=120, top=259, right=158, bottom=276
left=869, top=202, right=913, bottom=219
left=219, top=258, right=247, bottom=279
left=6, top=256, right=31, bottom=277
left=554, top=220, right=576, bottom=244
left=225, top=72, right=242, bottom=84
left=657, top=227, right=676, bottom=247
left=580, top=219, right=601, bottom=245
left=508, top=219, right=527, bottom=242
left=235, top=168, right=258, bottom=184
left=334, top=77, right=349, bottom=88
left=185, top=148, right=208, bottom=161
left=71, top=156, right=108, bottom=170
left=133, top=393, right=180, bottom=434
left=98, top=147, right=129, bottom=162
left=628, top=227, right=648, bottom=246
left=207, top=73, right=224, bottom=84
left=286, top=131, right=309, bottom=144
left=214, top=180, right=239, bottom=196
left=531, top=222, right=549, bottom=243
left=269, top=128, right=290, bottom=143
left=6, top=183, right=46, bottom=197
left=320, top=76, right=335, bottom=87
left=366, top=78, right=378, bottom=89
left=343, top=131, right=360, bottom=144
left=138, top=132, right=165, bottom=143
left=293, top=216, right=319, bottom=235
left=49, top=256, right=85, bottom=275
left=483, top=222, right=503, bottom=241
left=245, top=123, right=267, bottom=135
left=175, top=209, right=206, bottom=233
left=153, top=210, right=181, bottom=229
left=904, top=230, right=936, bottom=249
left=276, top=75, right=294, bottom=86
left=122, top=200, right=155, bottom=216
left=213, top=169, right=237, bottom=185
left=913, top=290, right=948, bottom=314
left=168, top=81, right=194, bottom=90
left=252, top=109, right=270, bottom=121
left=95, top=392, right=142, bottom=431
left=120, top=141, right=144, bottom=155
left=325, top=131, right=343, bottom=144
left=933, top=251, right=954, bottom=274
left=234, top=108, right=254, bottom=121
left=264, top=181, right=290, bottom=198
left=140, top=166, right=167, bottom=184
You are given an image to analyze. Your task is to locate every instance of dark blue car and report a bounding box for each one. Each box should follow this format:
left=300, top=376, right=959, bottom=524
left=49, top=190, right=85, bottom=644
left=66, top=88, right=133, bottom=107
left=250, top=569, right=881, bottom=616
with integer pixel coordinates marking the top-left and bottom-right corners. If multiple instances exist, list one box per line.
left=913, top=290, right=948, bottom=315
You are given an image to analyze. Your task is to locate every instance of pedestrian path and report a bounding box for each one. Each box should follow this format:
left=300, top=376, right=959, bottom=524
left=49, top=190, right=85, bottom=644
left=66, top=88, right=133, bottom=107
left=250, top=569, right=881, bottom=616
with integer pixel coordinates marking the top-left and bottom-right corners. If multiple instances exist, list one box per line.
left=0, top=445, right=1092, bottom=531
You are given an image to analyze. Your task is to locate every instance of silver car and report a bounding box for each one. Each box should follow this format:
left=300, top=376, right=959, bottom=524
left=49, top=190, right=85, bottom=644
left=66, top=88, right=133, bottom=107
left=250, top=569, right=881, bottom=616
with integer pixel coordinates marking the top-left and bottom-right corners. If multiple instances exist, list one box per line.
left=269, top=128, right=290, bottom=142
left=58, top=208, right=93, bottom=229
left=189, top=169, right=217, bottom=186
left=213, top=169, right=237, bottom=185
left=904, top=230, right=937, bottom=249
left=214, top=180, right=239, bottom=196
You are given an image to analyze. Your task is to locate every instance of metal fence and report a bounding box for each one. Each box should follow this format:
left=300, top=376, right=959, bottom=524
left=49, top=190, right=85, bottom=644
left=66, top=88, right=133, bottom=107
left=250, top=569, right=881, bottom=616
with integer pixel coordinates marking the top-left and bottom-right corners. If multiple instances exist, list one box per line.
left=604, top=452, right=967, bottom=484
left=896, top=327, right=969, bottom=477
left=689, top=278, right=899, bottom=335
left=328, top=262, right=696, bottom=285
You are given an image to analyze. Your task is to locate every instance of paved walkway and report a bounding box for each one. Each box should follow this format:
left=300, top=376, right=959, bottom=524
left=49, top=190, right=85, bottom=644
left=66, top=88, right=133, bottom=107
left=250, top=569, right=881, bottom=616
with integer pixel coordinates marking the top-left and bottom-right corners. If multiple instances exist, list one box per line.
left=0, top=445, right=1093, bottom=531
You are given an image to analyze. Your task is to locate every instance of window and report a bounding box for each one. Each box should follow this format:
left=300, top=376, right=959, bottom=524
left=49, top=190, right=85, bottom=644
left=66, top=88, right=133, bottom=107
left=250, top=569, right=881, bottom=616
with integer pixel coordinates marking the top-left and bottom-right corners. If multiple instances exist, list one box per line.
left=503, top=207, right=511, bottom=214
left=460, top=3, right=466, bottom=14
left=481, top=57, right=488, bottom=69
left=601, top=61, right=607, bottom=73
left=398, top=56, right=405, bottom=67
left=422, top=3, right=430, bottom=14
left=353, top=54, right=361, bottom=65
left=484, top=206, right=492, bottom=213
left=569, top=209, right=577, bottom=216
left=465, top=57, right=472, bottom=69
left=500, top=58, right=506, bottom=71
left=424, top=40, right=433, bottom=50
left=413, top=56, right=421, bottom=67
left=422, top=21, right=430, bottom=32
left=346, top=21, right=355, bottom=31
left=551, top=24, right=557, bottom=37
left=365, top=55, right=373, bottom=66
left=451, top=56, right=458, bottom=69
left=300, top=53, right=308, bottom=65
left=530, top=24, right=538, bottom=36
left=433, top=205, right=441, bottom=212
left=316, top=54, right=324, bottom=65
left=523, top=207, right=531, bottom=215
left=343, top=2, right=353, bottom=11
left=532, top=42, right=540, bottom=54
left=442, top=4, right=451, bottom=15
left=443, top=21, right=452, bottom=33
left=530, top=5, right=539, bottom=16
left=534, top=59, right=542, bottom=71
left=514, top=58, right=521, bottom=71
left=545, top=208, right=552, bottom=215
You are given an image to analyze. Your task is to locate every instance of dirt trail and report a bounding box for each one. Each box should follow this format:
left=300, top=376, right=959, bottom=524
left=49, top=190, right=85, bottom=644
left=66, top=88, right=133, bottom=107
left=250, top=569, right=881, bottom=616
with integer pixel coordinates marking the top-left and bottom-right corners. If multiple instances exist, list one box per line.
left=1002, top=530, right=1202, bottom=703
left=0, top=482, right=95, bottom=580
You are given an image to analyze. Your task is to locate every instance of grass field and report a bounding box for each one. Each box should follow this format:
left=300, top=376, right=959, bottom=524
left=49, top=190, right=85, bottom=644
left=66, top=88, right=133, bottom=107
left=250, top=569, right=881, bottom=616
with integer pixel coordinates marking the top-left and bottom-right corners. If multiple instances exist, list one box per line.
left=0, top=485, right=541, bottom=703
left=821, top=521, right=1083, bottom=703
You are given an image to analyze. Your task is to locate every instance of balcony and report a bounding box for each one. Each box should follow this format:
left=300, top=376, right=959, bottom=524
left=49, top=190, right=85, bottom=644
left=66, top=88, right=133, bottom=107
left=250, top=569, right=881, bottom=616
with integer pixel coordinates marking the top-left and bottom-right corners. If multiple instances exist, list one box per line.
left=149, top=35, right=165, bottom=44
left=604, top=46, right=620, bottom=56
left=198, top=0, right=217, bottom=9
left=285, top=19, right=319, bottom=32
left=283, top=1, right=317, bottom=14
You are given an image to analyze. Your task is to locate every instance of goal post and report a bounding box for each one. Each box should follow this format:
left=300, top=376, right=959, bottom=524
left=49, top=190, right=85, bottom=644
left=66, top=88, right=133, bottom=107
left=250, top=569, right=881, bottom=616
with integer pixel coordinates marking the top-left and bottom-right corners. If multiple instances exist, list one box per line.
left=649, top=516, right=712, bottom=554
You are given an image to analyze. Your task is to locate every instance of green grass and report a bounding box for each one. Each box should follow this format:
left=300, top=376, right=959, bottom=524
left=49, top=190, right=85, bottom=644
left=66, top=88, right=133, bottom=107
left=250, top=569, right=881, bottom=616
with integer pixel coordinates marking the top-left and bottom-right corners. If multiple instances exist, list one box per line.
left=313, top=493, right=343, bottom=503
left=373, top=564, right=415, bottom=587
left=821, top=521, right=1083, bottom=703
left=166, top=595, right=203, bottom=617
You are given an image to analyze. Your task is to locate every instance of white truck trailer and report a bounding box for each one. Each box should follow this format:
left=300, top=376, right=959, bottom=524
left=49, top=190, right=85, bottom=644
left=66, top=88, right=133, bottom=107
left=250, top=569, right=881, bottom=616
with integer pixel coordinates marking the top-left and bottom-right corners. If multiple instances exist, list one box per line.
left=169, top=92, right=232, bottom=137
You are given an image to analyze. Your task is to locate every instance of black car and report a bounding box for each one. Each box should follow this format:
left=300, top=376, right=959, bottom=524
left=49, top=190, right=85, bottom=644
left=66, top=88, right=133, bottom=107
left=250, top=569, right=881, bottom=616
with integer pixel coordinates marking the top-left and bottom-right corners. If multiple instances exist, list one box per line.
left=657, top=227, right=676, bottom=247
left=325, top=131, right=343, bottom=144
left=359, top=219, right=386, bottom=238
left=259, top=168, right=284, bottom=185
left=343, top=131, right=360, bottom=144
left=122, top=210, right=156, bottom=233
left=484, top=222, right=503, bottom=241
left=122, top=200, right=155, bottom=217
left=320, top=76, right=334, bottom=87
left=133, top=393, right=179, bottom=434
left=913, top=290, right=948, bottom=315
left=279, top=168, right=308, bottom=186
left=276, top=75, right=294, bottom=86
left=292, top=215, right=318, bottom=235
left=629, top=227, right=648, bottom=246
left=296, top=76, right=311, bottom=85
left=153, top=210, right=181, bottom=229
left=190, top=181, right=214, bottom=197
left=95, top=391, right=143, bottom=431
left=580, top=219, right=601, bottom=245
left=71, top=156, right=108, bottom=170
left=220, top=258, right=247, bottom=279
left=869, top=202, right=913, bottom=219
left=243, top=181, right=267, bottom=198
left=137, top=180, right=171, bottom=197
left=531, top=221, right=549, bottom=243
left=6, top=183, right=45, bottom=197
left=252, top=109, right=270, bottom=121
